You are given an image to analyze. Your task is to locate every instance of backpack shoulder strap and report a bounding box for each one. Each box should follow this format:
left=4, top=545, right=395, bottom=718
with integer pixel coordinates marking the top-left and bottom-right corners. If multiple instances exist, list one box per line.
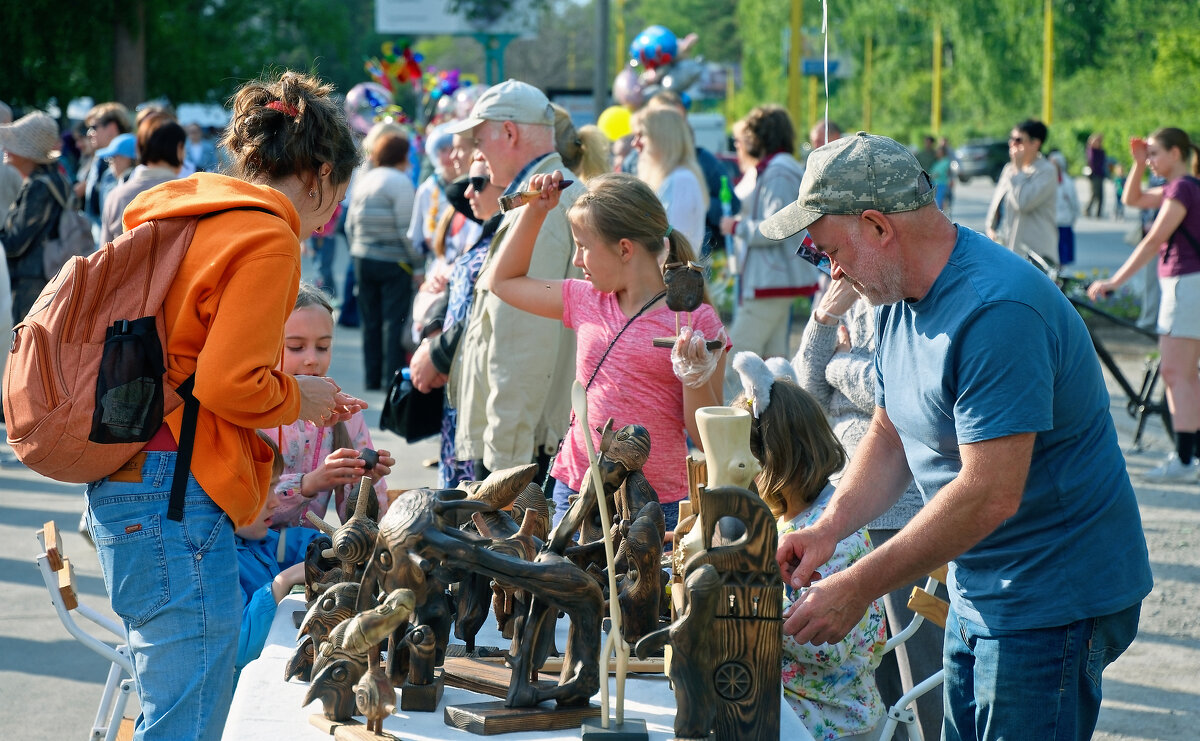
left=162, top=206, right=285, bottom=521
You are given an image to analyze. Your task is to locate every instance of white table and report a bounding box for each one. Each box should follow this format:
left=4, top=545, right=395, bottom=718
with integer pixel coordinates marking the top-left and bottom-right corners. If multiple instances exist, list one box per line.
left=224, top=594, right=813, bottom=740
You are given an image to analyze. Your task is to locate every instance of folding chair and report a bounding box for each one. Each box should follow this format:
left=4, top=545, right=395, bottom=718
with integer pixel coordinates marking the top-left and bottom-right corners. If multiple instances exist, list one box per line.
left=876, top=565, right=949, bottom=741
left=35, top=521, right=136, bottom=741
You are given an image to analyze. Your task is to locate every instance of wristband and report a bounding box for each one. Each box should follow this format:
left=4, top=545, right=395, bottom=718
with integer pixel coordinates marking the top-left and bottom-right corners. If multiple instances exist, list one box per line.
left=815, top=309, right=844, bottom=326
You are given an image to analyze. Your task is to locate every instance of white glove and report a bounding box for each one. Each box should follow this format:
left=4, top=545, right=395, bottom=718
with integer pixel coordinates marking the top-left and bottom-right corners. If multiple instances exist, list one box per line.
left=672, top=326, right=726, bottom=388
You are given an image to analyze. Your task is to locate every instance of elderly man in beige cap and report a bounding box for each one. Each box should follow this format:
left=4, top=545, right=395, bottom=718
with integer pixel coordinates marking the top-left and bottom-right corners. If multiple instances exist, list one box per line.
left=409, top=80, right=584, bottom=486
left=770, top=132, right=1152, bottom=741
left=1, top=110, right=71, bottom=323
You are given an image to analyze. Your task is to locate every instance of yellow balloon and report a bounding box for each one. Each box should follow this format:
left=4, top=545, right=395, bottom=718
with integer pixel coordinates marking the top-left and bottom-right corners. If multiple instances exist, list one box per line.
left=597, top=105, right=633, bottom=141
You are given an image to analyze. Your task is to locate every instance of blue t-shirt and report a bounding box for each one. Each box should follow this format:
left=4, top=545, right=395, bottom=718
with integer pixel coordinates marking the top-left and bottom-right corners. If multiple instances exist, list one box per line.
left=875, top=226, right=1152, bottom=630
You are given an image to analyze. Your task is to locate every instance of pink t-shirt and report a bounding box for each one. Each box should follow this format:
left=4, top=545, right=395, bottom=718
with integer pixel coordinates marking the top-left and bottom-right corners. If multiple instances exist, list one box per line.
left=1159, top=175, right=1200, bottom=278
left=552, top=279, right=726, bottom=504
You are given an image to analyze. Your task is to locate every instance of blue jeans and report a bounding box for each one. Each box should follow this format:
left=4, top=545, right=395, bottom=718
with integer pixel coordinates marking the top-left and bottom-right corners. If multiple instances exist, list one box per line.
left=86, top=452, right=241, bottom=741
left=943, top=600, right=1141, bottom=741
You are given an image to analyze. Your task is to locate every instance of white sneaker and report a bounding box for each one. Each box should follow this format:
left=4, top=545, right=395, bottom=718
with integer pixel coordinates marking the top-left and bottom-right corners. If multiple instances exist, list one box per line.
left=1141, top=453, right=1199, bottom=483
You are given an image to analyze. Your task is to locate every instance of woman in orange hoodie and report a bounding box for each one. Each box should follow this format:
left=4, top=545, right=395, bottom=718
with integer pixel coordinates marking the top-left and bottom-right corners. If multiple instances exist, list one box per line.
left=83, top=71, right=363, bottom=741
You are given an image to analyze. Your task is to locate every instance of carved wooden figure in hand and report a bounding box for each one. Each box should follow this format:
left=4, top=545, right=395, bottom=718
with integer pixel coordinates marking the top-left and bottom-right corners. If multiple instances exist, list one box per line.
left=653, top=261, right=721, bottom=350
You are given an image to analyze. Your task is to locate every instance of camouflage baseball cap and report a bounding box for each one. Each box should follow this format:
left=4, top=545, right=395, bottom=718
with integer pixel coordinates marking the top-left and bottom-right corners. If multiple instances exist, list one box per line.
left=760, top=132, right=935, bottom=240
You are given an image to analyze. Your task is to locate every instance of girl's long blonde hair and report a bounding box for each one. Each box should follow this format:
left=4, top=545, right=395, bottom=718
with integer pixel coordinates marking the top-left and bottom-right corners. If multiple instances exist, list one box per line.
left=632, top=107, right=709, bottom=202
left=568, top=172, right=709, bottom=304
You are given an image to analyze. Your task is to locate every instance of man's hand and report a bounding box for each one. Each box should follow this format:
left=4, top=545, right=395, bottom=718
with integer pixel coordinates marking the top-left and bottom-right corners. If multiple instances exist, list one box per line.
left=781, top=569, right=873, bottom=645
left=776, top=525, right=835, bottom=591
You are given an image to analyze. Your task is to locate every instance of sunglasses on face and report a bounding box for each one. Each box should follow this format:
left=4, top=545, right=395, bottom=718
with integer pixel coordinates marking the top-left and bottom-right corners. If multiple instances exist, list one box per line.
left=795, top=234, right=832, bottom=275
left=1009, top=135, right=1028, bottom=144
left=468, top=175, right=491, bottom=193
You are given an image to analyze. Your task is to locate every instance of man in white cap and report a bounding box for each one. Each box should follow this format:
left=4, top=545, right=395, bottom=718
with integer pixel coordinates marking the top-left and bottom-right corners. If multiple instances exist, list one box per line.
left=770, top=132, right=1152, bottom=740
left=0, top=110, right=70, bottom=323
left=421, top=80, right=584, bottom=483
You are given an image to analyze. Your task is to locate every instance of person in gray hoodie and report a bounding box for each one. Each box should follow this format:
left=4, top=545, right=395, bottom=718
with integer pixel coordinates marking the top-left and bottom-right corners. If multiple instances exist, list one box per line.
left=720, top=105, right=822, bottom=401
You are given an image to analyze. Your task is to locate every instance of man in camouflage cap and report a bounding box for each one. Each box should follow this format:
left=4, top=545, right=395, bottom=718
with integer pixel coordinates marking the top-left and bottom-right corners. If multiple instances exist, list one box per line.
left=771, top=133, right=1152, bottom=740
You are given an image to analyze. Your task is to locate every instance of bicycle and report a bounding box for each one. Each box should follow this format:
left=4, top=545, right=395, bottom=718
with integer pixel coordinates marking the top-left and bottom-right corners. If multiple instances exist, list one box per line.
left=1027, top=253, right=1172, bottom=450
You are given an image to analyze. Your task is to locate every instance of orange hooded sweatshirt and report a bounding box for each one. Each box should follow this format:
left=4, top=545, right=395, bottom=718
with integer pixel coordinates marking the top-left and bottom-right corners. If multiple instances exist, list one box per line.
left=122, top=173, right=304, bottom=526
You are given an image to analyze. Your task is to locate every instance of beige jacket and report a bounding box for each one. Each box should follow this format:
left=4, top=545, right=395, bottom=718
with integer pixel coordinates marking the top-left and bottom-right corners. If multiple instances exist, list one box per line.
left=986, top=155, right=1059, bottom=267
left=449, top=152, right=585, bottom=470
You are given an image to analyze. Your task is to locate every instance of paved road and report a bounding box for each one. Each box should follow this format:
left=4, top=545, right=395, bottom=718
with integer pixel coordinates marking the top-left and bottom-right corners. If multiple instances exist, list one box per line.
left=2, top=176, right=1195, bottom=740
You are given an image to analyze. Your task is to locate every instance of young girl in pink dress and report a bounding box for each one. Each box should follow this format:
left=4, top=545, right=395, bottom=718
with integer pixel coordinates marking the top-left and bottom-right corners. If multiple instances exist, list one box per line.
left=263, top=283, right=395, bottom=528
left=490, top=171, right=727, bottom=531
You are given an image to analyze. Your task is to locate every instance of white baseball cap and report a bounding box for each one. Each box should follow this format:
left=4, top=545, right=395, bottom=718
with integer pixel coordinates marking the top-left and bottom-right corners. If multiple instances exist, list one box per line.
left=443, top=79, right=554, bottom=135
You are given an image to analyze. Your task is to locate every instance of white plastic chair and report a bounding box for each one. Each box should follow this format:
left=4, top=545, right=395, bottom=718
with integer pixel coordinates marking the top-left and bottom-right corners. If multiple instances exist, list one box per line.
left=876, top=566, right=948, bottom=741
left=35, top=521, right=136, bottom=741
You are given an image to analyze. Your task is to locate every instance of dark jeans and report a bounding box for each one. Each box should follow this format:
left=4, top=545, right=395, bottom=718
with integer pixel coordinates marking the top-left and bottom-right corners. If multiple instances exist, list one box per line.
left=1087, top=175, right=1105, bottom=217
left=353, top=256, right=414, bottom=389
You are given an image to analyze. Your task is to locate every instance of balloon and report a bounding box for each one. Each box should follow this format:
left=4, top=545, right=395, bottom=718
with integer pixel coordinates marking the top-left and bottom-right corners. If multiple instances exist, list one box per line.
left=661, top=58, right=704, bottom=93
left=629, top=25, right=678, bottom=71
left=454, top=85, right=487, bottom=120
left=345, top=82, right=393, bottom=136
left=612, top=66, right=645, bottom=108
left=597, top=106, right=633, bottom=141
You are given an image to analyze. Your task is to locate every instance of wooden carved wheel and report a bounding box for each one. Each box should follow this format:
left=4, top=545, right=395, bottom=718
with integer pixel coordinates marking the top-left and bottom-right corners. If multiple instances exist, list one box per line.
left=714, top=661, right=752, bottom=701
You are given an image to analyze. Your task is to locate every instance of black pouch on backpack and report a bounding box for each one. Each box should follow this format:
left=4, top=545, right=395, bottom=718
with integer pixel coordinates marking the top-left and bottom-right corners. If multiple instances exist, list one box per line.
left=90, top=316, right=166, bottom=443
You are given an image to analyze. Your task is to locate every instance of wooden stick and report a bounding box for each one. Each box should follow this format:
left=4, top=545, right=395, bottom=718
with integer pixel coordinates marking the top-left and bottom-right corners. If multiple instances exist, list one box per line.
left=571, top=381, right=630, bottom=727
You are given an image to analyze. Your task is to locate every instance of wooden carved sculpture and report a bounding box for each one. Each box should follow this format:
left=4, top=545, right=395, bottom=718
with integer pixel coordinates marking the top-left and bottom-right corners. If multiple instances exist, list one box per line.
left=355, top=652, right=396, bottom=734
left=680, top=486, right=783, bottom=739
left=288, top=581, right=362, bottom=681
left=358, top=486, right=604, bottom=709
left=614, top=501, right=665, bottom=645
left=306, top=477, right=380, bottom=584
left=303, top=534, right=340, bottom=604
left=653, top=261, right=721, bottom=350
left=634, top=564, right=722, bottom=740
left=472, top=509, right=544, bottom=642
left=398, top=622, right=444, bottom=712
left=305, top=588, right=416, bottom=721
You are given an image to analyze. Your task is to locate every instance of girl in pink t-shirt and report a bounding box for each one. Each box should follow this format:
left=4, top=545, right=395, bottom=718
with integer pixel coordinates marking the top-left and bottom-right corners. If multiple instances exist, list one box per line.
left=490, top=171, right=728, bottom=531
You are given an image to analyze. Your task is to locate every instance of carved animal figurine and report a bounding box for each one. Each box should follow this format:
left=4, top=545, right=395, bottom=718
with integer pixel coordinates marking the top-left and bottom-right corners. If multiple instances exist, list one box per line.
left=355, top=656, right=395, bottom=734
left=307, top=477, right=380, bottom=583
left=458, top=463, right=540, bottom=513
left=663, top=261, right=706, bottom=313
left=635, top=564, right=722, bottom=740
left=404, top=624, right=438, bottom=686
left=615, top=502, right=665, bottom=644
left=297, top=582, right=360, bottom=652
left=512, top=481, right=551, bottom=542
left=359, top=487, right=604, bottom=709
left=285, top=633, right=316, bottom=682
left=303, top=534, right=338, bottom=603
left=306, top=588, right=417, bottom=721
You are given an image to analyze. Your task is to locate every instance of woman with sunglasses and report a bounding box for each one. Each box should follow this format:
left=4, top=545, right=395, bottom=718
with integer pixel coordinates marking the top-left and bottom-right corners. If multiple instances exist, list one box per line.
left=719, top=105, right=822, bottom=401
left=408, top=159, right=506, bottom=487
left=985, top=119, right=1059, bottom=268
left=1088, top=127, right=1200, bottom=482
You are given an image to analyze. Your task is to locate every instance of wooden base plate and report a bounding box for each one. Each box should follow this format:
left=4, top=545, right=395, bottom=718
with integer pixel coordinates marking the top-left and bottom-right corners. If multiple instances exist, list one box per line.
left=580, top=717, right=650, bottom=740
left=444, top=701, right=599, bottom=736
left=399, top=670, right=444, bottom=712
left=442, top=656, right=557, bottom=700
left=309, top=713, right=402, bottom=740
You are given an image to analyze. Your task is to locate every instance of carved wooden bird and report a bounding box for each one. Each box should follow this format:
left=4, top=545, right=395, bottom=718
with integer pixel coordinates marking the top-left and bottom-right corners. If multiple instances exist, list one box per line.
left=354, top=657, right=395, bottom=734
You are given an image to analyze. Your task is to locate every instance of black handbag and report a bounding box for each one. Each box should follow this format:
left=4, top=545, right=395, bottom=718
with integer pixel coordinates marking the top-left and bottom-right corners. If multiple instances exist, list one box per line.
left=379, top=369, right=444, bottom=443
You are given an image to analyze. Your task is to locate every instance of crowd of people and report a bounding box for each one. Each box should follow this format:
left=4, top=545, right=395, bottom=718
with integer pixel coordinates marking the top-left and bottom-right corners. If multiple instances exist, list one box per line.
left=0, top=67, right=1192, bottom=741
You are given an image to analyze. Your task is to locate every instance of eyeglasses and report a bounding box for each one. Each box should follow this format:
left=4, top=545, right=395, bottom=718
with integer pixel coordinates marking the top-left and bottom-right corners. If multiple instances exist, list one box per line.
left=795, top=234, right=832, bottom=275
left=1009, top=135, right=1028, bottom=144
left=468, top=175, right=491, bottom=193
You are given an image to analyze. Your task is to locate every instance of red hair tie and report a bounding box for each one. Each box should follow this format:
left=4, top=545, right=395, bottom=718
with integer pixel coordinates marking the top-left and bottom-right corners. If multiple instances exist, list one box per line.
left=266, top=100, right=299, bottom=118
